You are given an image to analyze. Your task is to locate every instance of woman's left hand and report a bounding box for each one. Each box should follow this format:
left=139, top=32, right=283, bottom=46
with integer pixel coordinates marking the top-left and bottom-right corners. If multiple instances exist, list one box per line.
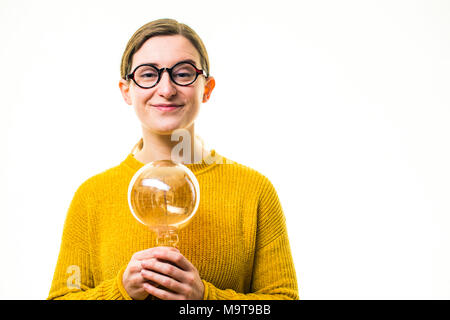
left=140, top=247, right=204, bottom=300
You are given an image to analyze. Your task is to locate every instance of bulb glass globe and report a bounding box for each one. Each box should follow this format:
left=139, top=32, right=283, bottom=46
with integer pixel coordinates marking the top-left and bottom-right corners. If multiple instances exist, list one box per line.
left=128, top=160, right=200, bottom=247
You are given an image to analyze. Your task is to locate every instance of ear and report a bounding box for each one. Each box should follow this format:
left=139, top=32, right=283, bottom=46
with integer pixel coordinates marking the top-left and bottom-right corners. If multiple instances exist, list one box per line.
left=119, top=79, right=133, bottom=105
left=202, top=76, right=215, bottom=103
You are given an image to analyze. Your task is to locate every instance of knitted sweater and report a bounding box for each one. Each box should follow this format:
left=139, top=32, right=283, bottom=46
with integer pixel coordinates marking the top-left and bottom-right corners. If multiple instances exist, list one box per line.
left=47, top=150, right=298, bottom=300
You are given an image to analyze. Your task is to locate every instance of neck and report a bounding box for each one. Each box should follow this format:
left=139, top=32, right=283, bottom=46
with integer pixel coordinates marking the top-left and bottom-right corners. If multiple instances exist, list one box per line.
left=134, top=125, right=209, bottom=164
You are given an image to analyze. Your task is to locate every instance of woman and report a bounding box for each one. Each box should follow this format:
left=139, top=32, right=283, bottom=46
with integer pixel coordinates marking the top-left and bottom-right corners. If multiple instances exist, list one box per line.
left=48, top=18, right=298, bottom=300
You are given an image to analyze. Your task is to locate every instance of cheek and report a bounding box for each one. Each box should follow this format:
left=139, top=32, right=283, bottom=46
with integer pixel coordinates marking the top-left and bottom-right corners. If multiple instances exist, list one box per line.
left=132, top=91, right=153, bottom=121
left=186, top=86, right=204, bottom=105
left=130, top=87, right=154, bottom=106
left=133, top=105, right=148, bottom=125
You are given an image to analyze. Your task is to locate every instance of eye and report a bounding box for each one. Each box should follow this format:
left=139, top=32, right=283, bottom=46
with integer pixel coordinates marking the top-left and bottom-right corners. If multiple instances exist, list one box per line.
left=136, top=66, right=158, bottom=79
left=141, top=72, right=158, bottom=78
left=172, top=65, right=196, bottom=82
left=174, top=71, right=194, bottom=78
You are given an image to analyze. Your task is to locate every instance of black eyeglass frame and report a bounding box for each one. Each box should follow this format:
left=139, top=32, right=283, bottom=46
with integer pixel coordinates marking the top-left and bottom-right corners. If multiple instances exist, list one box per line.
left=125, top=61, right=207, bottom=89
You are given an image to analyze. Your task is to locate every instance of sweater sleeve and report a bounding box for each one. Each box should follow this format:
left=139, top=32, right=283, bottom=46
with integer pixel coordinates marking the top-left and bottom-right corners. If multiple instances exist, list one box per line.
left=47, top=183, right=132, bottom=300
left=202, top=176, right=299, bottom=300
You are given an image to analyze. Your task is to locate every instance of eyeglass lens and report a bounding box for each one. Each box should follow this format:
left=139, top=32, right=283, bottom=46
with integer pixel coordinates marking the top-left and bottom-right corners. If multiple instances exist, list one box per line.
left=134, top=63, right=198, bottom=88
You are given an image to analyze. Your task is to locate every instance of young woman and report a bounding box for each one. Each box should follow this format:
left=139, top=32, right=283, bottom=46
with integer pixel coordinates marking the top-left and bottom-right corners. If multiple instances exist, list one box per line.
left=48, top=18, right=298, bottom=300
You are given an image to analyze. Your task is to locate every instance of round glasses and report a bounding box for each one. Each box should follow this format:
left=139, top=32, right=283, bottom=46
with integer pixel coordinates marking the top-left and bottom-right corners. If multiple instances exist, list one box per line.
left=126, top=61, right=207, bottom=89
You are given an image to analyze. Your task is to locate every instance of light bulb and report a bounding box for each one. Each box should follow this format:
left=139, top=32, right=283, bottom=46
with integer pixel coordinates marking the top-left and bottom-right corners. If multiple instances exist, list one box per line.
left=128, top=160, right=200, bottom=247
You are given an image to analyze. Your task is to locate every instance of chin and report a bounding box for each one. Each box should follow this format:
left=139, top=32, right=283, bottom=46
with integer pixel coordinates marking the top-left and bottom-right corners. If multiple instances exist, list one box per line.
left=149, top=125, right=184, bottom=136
left=143, top=118, right=194, bottom=136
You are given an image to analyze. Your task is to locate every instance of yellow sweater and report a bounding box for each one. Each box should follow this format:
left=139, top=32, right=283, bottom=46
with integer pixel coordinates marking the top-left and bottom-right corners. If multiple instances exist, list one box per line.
left=48, top=149, right=298, bottom=300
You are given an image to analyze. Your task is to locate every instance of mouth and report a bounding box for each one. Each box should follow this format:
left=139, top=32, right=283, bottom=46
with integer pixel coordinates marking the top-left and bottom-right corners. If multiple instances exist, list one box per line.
left=152, top=104, right=184, bottom=112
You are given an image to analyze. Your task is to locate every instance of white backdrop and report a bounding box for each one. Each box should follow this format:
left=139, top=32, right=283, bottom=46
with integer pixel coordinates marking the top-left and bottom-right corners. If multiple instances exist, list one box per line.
left=0, top=0, right=449, bottom=299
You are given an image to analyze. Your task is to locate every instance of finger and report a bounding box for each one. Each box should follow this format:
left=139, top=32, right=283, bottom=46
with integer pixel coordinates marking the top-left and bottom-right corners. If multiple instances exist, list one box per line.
left=133, top=246, right=179, bottom=261
left=141, top=258, right=187, bottom=282
left=127, top=259, right=144, bottom=274
left=143, top=282, right=182, bottom=300
left=140, top=269, right=188, bottom=295
left=150, top=249, right=194, bottom=271
left=125, top=260, right=146, bottom=288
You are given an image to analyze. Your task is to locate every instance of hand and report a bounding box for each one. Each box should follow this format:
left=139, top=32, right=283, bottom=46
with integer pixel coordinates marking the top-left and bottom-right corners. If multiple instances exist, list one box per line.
left=140, top=247, right=205, bottom=300
left=122, top=246, right=180, bottom=300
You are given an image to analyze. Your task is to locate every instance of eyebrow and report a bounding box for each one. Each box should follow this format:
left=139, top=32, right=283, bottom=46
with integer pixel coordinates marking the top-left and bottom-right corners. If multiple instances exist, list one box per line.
left=141, top=59, right=199, bottom=68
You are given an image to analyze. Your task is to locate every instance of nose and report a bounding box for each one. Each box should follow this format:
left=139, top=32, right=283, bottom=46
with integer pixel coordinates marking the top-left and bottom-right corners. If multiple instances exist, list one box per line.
left=156, top=69, right=177, bottom=98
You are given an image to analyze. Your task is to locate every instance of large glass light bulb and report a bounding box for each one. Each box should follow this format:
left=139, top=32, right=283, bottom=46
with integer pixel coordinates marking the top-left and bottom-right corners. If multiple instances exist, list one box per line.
left=128, top=160, right=200, bottom=247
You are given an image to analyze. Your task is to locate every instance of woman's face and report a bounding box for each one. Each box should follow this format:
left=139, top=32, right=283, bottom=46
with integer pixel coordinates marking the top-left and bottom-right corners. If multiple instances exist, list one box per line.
left=119, top=35, right=215, bottom=135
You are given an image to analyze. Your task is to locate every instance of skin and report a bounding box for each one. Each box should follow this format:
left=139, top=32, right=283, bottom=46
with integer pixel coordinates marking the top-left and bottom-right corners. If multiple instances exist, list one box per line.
left=121, top=246, right=205, bottom=300
left=118, top=35, right=215, bottom=300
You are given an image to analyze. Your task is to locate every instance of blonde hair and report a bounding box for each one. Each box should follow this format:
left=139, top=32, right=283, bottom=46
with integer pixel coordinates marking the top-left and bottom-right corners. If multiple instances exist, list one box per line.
left=120, top=18, right=210, bottom=80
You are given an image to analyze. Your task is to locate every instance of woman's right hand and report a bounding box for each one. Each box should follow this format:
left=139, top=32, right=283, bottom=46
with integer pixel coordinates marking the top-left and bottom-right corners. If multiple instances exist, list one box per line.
left=122, top=246, right=180, bottom=300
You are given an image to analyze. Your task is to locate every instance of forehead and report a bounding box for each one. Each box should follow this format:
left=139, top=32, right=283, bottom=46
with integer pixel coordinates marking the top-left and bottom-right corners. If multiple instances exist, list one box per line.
left=132, top=35, right=201, bottom=69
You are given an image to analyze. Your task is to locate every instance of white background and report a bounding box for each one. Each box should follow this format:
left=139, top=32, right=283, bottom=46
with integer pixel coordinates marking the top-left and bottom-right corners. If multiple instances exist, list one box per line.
left=0, top=0, right=449, bottom=299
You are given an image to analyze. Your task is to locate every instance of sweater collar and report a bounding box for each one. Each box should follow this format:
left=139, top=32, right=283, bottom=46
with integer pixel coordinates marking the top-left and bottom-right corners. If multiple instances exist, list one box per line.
left=122, top=149, right=221, bottom=175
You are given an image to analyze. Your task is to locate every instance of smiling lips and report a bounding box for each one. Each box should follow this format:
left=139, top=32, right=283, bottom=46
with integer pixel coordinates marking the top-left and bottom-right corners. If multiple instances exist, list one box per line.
left=152, top=104, right=183, bottom=111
